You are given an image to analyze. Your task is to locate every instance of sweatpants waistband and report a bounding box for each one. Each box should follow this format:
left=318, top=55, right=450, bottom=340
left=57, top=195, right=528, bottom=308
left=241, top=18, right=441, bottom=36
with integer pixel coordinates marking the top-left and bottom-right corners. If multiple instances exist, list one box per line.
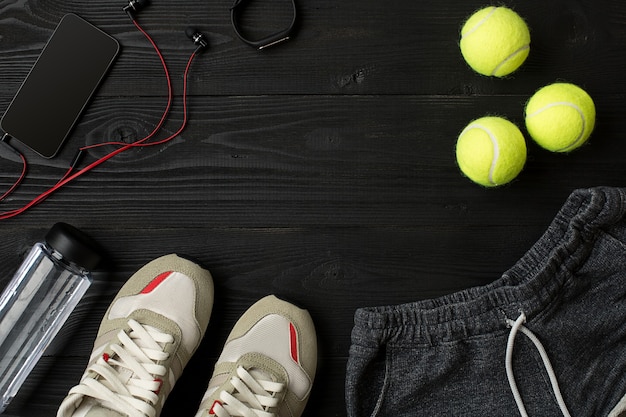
left=353, top=187, right=626, bottom=346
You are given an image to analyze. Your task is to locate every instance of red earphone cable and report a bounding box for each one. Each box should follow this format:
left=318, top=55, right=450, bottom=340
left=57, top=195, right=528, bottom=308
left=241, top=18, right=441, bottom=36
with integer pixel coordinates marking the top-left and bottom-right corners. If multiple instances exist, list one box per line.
left=0, top=143, right=27, bottom=202
left=81, top=18, right=174, bottom=151
left=0, top=19, right=199, bottom=220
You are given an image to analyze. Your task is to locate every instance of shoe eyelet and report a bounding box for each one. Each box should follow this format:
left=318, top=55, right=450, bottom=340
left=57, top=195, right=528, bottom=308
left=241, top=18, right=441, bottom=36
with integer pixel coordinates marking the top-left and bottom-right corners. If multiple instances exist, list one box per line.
left=209, top=400, right=221, bottom=414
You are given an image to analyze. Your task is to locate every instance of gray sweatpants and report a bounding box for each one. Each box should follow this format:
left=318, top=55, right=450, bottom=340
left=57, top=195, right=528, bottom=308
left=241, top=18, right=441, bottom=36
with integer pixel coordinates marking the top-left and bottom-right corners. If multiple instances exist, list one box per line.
left=346, top=187, right=626, bottom=416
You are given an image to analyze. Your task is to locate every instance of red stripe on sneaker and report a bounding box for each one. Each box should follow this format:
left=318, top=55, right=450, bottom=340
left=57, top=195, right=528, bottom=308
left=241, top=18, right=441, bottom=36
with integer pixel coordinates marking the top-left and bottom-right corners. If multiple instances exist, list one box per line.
left=141, top=271, right=173, bottom=294
left=289, top=322, right=299, bottom=363
left=209, top=400, right=221, bottom=415
left=153, top=378, right=163, bottom=394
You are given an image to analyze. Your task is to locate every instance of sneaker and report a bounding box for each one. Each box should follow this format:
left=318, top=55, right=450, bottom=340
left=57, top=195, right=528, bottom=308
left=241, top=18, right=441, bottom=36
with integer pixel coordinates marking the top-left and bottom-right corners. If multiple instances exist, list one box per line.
left=194, top=295, right=317, bottom=417
left=57, top=254, right=214, bottom=417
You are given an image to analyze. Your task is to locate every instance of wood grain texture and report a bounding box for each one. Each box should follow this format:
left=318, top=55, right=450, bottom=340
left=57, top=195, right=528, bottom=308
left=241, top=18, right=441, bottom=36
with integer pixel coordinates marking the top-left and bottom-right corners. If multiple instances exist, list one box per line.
left=0, top=0, right=625, bottom=416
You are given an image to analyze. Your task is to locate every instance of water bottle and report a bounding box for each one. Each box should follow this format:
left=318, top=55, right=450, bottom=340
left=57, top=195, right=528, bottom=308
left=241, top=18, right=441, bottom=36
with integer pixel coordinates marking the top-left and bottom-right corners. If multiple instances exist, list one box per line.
left=0, top=223, right=102, bottom=413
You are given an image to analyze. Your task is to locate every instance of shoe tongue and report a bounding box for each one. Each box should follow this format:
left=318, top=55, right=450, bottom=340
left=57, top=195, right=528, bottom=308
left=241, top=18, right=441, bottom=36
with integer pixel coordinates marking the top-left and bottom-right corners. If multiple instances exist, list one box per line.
left=249, top=367, right=273, bottom=383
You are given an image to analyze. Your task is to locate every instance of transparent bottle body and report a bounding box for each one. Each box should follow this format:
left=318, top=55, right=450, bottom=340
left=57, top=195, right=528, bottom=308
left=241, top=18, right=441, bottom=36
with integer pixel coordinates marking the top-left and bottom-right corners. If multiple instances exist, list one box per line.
left=0, top=242, right=92, bottom=413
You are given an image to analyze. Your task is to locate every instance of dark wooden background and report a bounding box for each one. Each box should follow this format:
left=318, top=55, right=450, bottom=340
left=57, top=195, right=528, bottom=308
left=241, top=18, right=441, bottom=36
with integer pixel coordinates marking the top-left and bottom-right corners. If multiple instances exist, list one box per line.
left=1, top=0, right=625, bottom=415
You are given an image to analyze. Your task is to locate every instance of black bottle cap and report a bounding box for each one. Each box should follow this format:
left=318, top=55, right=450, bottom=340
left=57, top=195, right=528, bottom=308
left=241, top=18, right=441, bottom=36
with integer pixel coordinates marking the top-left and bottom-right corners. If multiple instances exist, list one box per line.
left=45, top=223, right=103, bottom=270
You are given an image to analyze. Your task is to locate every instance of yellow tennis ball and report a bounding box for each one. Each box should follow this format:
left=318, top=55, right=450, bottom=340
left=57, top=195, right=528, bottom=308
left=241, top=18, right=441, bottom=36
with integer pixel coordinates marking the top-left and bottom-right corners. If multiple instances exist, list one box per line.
left=460, top=6, right=530, bottom=77
left=456, top=117, right=527, bottom=187
left=524, top=83, right=596, bottom=152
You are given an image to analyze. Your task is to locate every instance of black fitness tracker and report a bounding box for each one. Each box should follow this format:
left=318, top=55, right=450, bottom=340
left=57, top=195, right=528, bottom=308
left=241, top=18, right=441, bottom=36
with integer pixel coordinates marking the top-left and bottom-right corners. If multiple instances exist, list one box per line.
left=230, top=0, right=297, bottom=49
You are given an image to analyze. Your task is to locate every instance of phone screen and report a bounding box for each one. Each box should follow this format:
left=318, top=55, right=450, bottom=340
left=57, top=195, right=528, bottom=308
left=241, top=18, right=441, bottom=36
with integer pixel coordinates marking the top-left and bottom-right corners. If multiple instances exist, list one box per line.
left=1, top=14, right=120, bottom=158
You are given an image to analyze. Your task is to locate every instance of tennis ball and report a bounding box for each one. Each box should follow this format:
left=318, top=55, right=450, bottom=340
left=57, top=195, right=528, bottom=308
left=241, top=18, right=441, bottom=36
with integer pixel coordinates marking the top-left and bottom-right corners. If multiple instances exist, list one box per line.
left=456, top=116, right=527, bottom=187
left=524, top=83, right=596, bottom=152
left=460, top=6, right=530, bottom=77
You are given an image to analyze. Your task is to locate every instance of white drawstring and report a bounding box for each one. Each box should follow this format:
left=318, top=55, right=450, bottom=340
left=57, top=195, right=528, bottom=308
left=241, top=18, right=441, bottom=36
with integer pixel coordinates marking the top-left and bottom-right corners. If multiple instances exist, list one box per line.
left=505, top=312, right=573, bottom=417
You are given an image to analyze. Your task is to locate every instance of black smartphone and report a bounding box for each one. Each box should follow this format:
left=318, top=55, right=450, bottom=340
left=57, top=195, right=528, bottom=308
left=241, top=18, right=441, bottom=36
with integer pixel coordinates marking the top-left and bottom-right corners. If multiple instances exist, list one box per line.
left=1, top=14, right=120, bottom=158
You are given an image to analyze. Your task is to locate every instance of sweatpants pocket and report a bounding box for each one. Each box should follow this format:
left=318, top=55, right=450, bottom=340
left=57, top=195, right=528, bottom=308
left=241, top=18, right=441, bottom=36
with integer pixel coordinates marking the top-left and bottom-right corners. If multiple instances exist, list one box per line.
left=345, top=344, right=391, bottom=417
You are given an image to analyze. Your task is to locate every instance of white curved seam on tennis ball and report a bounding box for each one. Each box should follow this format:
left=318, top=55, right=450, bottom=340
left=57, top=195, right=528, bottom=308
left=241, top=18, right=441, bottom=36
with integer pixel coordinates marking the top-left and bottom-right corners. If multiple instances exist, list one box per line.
left=491, top=44, right=530, bottom=76
left=461, top=6, right=497, bottom=38
left=526, top=101, right=586, bottom=151
left=462, top=123, right=499, bottom=186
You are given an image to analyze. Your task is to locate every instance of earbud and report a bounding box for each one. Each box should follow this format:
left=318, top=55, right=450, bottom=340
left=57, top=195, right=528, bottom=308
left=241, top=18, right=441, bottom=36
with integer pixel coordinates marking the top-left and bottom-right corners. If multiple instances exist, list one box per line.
left=123, top=0, right=150, bottom=14
left=185, top=27, right=209, bottom=50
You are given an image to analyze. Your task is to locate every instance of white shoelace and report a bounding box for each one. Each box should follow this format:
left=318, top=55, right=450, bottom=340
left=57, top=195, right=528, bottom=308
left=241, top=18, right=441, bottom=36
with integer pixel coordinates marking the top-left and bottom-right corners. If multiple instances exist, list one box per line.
left=58, top=319, right=174, bottom=417
left=210, top=366, right=285, bottom=417
left=505, top=312, right=572, bottom=417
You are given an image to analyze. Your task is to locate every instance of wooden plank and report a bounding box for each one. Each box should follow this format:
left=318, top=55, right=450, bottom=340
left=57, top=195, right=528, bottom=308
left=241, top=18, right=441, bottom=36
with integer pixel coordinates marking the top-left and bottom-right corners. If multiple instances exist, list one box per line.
left=0, top=0, right=625, bottom=96
left=0, top=93, right=623, bottom=230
